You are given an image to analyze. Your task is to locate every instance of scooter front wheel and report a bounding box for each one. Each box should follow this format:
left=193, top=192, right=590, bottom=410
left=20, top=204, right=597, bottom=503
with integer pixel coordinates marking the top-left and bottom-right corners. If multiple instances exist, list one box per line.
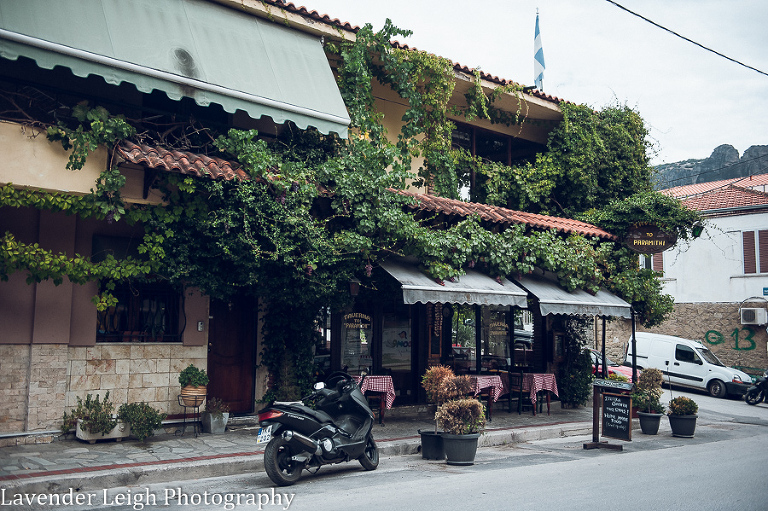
left=264, top=436, right=303, bottom=486
left=358, top=434, right=379, bottom=471
left=745, top=389, right=764, bottom=405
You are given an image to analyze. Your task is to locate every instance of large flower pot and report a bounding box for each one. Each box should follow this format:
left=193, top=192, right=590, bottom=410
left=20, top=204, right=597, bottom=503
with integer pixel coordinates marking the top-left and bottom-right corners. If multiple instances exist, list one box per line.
left=637, top=411, right=662, bottom=435
left=76, top=419, right=130, bottom=444
left=441, top=433, right=480, bottom=466
left=201, top=412, right=230, bottom=434
left=668, top=414, right=697, bottom=438
left=180, top=385, right=207, bottom=406
left=419, top=430, right=444, bottom=460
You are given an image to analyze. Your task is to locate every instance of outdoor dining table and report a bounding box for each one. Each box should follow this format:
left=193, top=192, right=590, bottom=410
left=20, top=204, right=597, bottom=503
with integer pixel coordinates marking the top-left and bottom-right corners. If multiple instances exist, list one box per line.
left=522, top=373, right=559, bottom=416
left=469, top=374, right=504, bottom=421
left=353, top=375, right=396, bottom=424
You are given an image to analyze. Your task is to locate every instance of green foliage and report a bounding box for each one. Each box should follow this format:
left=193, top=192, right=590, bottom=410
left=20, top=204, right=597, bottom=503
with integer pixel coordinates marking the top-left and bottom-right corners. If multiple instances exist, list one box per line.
left=631, top=367, right=665, bottom=414
left=62, top=392, right=117, bottom=435
left=178, top=364, right=209, bottom=387
left=118, top=402, right=166, bottom=442
left=667, top=396, right=698, bottom=416
left=556, top=319, right=595, bottom=407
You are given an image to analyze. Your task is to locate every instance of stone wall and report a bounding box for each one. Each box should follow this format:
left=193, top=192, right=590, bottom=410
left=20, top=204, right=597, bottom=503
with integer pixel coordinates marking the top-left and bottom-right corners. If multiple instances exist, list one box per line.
left=0, top=342, right=208, bottom=445
left=603, top=302, right=768, bottom=377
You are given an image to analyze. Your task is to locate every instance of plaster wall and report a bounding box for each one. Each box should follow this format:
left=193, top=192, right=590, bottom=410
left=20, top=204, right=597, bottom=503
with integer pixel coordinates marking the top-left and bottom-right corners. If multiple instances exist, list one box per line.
left=660, top=212, right=768, bottom=303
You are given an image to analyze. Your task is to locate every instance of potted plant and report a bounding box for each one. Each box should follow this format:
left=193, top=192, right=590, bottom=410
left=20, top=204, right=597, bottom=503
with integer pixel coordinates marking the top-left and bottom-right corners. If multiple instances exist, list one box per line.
left=419, top=365, right=455, bottom=459
left=667, top=395, right=698, bottom=438
left=434, top=380, right=486, bottom=466
left=630, top=368, right=665, bottom=435
left=201, top=397, right=230, bottom=434
left=118, top=402, right=167, bottom=442
left=63, top=392, right=130, bottom=444
left=179, top=364, right=209, bottom=406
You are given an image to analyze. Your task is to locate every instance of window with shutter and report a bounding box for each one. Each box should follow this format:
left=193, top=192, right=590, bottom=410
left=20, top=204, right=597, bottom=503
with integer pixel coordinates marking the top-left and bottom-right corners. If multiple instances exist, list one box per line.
left=743, top=231, right=756, bottom=274
left=652, top=251, right=663, bottom=273
left=759, top=230, right=768, bottom=273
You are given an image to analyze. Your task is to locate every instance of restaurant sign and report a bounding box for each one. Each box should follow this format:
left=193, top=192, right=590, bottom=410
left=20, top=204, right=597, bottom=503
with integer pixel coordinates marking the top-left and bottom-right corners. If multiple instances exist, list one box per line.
left=624, top=222, right=677, bottom=254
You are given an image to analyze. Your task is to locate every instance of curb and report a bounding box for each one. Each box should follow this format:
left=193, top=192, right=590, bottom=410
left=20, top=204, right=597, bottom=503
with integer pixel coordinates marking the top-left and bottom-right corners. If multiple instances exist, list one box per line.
left=3, top=421, right=592, bottom=495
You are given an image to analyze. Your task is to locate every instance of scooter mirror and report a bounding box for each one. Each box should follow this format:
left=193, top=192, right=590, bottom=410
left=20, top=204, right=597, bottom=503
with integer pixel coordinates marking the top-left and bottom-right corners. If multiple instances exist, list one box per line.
left=314, top=382, right=325, bottom=390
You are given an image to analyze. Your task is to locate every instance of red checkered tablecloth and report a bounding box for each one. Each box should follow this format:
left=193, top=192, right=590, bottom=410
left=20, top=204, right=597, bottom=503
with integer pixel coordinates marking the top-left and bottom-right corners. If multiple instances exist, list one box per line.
left=522, top=373, right=559, bottom=405
left=353, top=375, right=396, bottom=409
left=470, top=375, right=504, bottom=403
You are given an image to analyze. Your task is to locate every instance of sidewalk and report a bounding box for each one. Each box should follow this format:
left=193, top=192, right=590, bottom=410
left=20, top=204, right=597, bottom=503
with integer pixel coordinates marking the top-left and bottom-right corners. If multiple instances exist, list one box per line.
left=0, top=402, right=594, bottom=495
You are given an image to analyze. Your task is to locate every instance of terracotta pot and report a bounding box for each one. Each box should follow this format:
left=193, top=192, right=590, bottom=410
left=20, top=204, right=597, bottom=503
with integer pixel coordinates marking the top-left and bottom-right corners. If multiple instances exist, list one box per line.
left=180, top=385, right=207, bottom=406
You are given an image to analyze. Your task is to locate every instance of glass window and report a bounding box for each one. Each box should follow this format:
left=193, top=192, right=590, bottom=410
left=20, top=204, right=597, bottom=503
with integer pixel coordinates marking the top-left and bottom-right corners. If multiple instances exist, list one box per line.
left=675, top=344, right=700, bottom=364
left=96, top=281, right=181, bottom=342
left=341, top=312, right=373, bottom=374
left=481, top=306, right=510, bottom=370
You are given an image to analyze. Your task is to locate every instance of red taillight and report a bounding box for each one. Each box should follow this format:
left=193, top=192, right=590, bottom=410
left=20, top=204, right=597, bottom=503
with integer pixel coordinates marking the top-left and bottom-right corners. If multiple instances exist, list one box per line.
left=258, top=410, right=284, bottom=421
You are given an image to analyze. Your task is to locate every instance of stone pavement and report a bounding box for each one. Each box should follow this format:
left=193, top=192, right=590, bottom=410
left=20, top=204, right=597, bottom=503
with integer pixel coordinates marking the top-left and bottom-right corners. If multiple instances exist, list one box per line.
left=0, top=402, right=595, bottom=495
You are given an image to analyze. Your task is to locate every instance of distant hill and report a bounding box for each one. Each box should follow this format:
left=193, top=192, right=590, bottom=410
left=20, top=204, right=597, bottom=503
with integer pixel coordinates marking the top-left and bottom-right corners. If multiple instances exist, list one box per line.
left=654, top=144, right=768, bottom=190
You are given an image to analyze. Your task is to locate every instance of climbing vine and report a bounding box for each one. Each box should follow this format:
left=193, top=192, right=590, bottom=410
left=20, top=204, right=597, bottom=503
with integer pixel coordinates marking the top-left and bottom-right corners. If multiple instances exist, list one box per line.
left=0, top=19, right=700, bottom=398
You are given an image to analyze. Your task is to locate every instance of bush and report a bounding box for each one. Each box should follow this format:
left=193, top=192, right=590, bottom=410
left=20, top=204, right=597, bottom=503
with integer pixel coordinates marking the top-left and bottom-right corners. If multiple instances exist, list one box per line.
left=178, top=364, right=209, bottom=387
left=203, top=397, right=230, bottom=419
left=435, top=398, right=486, bottom=435
left=631, top=367, right=664, bottom=413
left=118, top=402, right=167, bottom=442
left=668, top=396, right=698, bottom=416
left=62, top=392, right=117, bottom=435
left=421, top=365, right=455, bottom=404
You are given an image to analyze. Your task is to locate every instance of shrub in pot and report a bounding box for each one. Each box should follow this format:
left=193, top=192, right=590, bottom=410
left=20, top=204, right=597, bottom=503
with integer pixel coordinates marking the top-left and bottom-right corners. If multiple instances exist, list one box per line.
left=434, top=395, right=486, bottom=466
left=419, top=365, right=455, bottom=459
left=667, top=396, right=698, bottom=438
left=201, top=397, right=230, bottom=434
left=63, top=392, right=129, bottom=443
left=118, top=402, right=167, bottom=442
left=179, top=364, right=209, bottom=406
left=630, top=368, right=664, bottom=434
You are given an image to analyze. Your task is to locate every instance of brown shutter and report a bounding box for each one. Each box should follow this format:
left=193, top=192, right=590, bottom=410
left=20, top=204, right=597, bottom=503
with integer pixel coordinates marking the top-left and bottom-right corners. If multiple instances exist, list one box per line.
left=759, top=230, right=768, bottom=273
left=743, top=231, right=756, bottom=274
left=652, top=251, right=663, bottom=273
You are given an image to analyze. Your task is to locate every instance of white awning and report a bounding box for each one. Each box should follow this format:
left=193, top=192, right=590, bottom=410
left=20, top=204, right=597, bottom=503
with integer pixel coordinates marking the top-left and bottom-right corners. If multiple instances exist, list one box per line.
left=0, top=0, right=350, bottom=136
left=514, top=273, right=631, bottom=318
left=380, top=259, right=528, bottom=308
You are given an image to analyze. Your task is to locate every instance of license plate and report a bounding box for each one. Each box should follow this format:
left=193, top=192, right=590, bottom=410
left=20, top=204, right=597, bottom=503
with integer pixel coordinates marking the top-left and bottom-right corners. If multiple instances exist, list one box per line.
left=257, top=425, right=272, bottom=444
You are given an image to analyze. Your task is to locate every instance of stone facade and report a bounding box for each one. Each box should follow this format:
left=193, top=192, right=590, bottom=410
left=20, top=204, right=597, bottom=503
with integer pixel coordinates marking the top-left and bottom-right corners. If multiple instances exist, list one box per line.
left=0, top=343, right=208, bottom=445
left=603, top=302, right=768, bottom=378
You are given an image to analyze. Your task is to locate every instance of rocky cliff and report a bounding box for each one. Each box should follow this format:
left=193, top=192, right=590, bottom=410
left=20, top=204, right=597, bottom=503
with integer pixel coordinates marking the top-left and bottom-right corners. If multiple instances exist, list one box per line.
left=655, top=144, right=768, bottom=189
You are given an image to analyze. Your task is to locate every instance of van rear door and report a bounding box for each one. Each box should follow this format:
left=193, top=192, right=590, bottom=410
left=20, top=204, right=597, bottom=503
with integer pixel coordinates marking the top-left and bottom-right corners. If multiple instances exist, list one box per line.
left=666, top=343, right=707, bottom=389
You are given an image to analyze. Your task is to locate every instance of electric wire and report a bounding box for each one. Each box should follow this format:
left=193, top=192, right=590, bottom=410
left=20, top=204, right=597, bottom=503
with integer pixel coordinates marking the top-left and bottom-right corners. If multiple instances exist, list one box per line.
left=605, top=0, right=768, bottom=77
left=657, top=151, right=768, bottom=188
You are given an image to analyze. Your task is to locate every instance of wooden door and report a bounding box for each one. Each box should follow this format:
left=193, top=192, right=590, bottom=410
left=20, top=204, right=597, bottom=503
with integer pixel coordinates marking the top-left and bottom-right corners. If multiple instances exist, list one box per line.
left=207, top=295, right=257, bottom=414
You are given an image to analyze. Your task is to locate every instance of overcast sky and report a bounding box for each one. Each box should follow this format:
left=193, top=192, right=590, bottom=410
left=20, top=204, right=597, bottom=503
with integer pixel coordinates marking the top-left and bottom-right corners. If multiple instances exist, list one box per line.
left=304, top=0, right=768, bottom=166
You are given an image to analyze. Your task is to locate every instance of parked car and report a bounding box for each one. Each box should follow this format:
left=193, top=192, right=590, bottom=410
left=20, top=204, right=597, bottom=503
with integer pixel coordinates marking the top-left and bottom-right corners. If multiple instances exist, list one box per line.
left=624, top=332, right=752, bottom=398
left=590, top=349, right=634, bottom=382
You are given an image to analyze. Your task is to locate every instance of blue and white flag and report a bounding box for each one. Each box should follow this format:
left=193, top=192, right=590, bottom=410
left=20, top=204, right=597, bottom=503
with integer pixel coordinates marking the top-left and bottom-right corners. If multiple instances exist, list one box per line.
left=534, top=12, right=545, bottom=90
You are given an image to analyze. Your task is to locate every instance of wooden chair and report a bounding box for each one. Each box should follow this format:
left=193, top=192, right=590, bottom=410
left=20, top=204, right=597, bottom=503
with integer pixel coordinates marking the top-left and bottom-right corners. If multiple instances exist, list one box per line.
left=506, top=371, right=534, bottom=415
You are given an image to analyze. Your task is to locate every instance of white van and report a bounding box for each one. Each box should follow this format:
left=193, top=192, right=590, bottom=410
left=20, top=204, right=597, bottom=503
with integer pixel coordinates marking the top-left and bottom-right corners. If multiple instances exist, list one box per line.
left=624, top=332, right=752, bottom=398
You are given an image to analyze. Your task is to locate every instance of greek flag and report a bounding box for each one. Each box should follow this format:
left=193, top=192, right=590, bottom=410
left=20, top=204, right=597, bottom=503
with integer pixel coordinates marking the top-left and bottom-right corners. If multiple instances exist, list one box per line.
left=534, top=12, right=545, bottom=90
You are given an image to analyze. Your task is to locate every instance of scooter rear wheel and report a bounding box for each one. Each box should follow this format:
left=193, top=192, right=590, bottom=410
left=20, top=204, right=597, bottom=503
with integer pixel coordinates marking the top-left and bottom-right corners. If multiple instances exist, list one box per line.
left=745, top=389, right=764, bottom=405
left=358, top=434, right=379, bottom=471
left=264, top=436, right=303, bottom=486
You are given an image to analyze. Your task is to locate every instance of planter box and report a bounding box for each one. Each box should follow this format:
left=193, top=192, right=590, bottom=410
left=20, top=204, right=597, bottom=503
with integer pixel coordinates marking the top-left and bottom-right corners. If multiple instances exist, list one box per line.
left=201, top=412, right=230, bottom=434
left=76, top=419, right=130, bottom=444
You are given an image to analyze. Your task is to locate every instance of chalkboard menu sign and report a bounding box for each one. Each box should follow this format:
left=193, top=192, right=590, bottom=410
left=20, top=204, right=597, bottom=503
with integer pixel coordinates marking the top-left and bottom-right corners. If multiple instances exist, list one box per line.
left=602, top=393, right=632, bottom=441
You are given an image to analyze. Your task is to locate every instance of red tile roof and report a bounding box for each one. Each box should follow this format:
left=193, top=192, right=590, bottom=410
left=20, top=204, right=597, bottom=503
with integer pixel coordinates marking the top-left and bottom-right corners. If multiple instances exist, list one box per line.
left=117, top=141, right=249, bottom=181
left=261, top=1, right=563, bottom=105
left=662, top=173, right=768, bottom=198
left=681, top=185, right=768, bottom=212
left=390, top=189, right=617, bottom=240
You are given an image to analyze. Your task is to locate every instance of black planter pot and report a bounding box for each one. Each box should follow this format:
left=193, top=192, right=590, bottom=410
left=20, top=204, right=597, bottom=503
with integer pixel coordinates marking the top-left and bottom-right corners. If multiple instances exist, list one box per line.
left=418, top=430, right=444, bottom=460
left=441, top=433, right=480, bottom=466
left=637, top=411, right=662, bottom=435
left=668, top=414, right=697, bottom=438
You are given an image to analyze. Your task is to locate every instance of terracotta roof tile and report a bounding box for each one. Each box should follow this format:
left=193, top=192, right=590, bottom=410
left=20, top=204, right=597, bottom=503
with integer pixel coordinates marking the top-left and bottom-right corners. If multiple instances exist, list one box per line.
left=262, top=1, right=563, bottom=105
left=390, top=188, right=617, bottom=240
left=117, top=141, right=249, bottom=181
left=662, top=173, right=768, bottom=198
left=681, top=185, right=768, bottom=212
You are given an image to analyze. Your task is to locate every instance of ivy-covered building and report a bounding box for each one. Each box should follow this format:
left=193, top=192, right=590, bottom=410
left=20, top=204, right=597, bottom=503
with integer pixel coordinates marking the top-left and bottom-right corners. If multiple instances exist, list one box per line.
left=0, top=0, right=646, bottom=443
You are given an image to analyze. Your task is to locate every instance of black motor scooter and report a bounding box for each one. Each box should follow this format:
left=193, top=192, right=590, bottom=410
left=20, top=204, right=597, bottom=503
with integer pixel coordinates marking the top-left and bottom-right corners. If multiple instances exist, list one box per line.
left=745, top=369, right=768, bottom=405
left=256, top=371, right=379, bottom=486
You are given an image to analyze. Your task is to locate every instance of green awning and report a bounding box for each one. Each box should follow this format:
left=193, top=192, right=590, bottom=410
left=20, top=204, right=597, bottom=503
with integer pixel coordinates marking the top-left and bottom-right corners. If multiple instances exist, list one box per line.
left=0, top=0, right=350, bottom=136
